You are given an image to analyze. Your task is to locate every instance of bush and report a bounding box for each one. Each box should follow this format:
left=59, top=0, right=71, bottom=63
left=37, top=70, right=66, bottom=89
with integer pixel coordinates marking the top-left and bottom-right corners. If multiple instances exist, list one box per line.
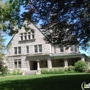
left=12, top=69, right=22, bottom=75
left=65, top=66, right=75, bottom=73
left=1, top=66, right=8, bottom=75
left=74, top=60, right=88, bottom=72
left=41, top=68, right=65, bottom=74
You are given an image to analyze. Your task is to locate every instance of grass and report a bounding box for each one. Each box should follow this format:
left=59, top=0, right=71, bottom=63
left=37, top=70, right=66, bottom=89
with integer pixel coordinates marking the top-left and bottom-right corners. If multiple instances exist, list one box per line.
left=0, top=73, right=90, bottom=90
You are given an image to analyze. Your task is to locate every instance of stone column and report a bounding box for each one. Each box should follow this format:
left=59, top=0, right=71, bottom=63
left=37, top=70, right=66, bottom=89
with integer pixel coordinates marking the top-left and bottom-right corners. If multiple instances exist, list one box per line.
left=81, top=57, right=85, bottom=61
left=27, top=61, right=30, bottom=70
left=36, top=60, right=41, bottom=74
left=37, top=60, right=40, bottom=70
left=47, top=58, right=52, bottom=69
left=64, top=59, right=68, bottom=68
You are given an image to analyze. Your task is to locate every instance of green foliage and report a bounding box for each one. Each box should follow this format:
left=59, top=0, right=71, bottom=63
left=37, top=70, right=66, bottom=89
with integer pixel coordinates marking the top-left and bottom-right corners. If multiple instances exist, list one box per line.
left=41, top=68, right=65, bottom=74
left=1, top=66, right=8, bottom=75
left=74, top=60, right=88, bottom=72
left=12, top=69, right=22, bottom=75
left=65, top=66, right=75, bottom=73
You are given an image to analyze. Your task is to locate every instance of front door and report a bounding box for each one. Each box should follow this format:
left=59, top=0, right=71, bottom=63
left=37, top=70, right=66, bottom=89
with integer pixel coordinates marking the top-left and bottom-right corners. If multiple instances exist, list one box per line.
left=33, top=62, right=37, bottom=70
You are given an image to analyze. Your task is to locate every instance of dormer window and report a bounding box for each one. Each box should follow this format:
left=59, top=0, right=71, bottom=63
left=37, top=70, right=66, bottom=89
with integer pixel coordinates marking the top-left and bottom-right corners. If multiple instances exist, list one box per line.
left=20, top=33, right=23, bottom=40
left=32, top=30, right=35, bottom=39
left=20, top=30, right=35, bottom=41
left=28, top=32, right=31, bottom=39
left=24, top=33, right=27, bottom=40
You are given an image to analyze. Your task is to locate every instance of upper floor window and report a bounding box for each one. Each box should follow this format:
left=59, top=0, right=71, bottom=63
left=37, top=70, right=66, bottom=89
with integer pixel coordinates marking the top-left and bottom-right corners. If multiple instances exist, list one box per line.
left=14, top=59, right=21, bottom=68
left=20, top=30, right=35, bottom=41
left=34, top=45, right=42, bottom=53
left=70, top=45, right=73, bottom=51
left=26, top=46, right=29, bottom=53
left=20, top=33, right=23, bottom=40
left=60, top=46, right=64, bottom=52
left=24, top=33, right=27, bottom=40
left=18, top=47, right=21, bottom=54
left=75, top=45, right=77, bottom=52
left=14, top=47, right=21, bottom=55
left=14, top=47, right=17, bottom=54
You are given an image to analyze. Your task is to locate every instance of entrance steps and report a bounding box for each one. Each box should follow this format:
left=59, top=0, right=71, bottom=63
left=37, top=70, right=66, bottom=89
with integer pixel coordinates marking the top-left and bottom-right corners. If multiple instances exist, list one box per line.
left=23, top=70, right=36, bottom=75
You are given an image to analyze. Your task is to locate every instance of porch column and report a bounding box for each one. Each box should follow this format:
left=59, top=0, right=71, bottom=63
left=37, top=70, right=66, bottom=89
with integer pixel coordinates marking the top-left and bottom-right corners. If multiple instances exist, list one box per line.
left=27, top=61, right=30, bottom=70
left=37, top=60, right=40, bottom=70
left=47, top=58, right=52, bottom=69
left=64, top=59, right=68, bottom=68
left=81, top=57, right=85, bottom=61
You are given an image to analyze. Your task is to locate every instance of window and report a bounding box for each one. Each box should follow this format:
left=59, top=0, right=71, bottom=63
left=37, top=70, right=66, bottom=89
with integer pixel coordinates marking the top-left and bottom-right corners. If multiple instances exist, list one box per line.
left=14, top=47, right=21, bottom=54
left=26, top=46, right=29, bottom=53
left=18, top=47, right=21, bottom=54
left=14, top=47, right=17, bottom=54
left=32, top=31, right=35, bottom=39
left=60, top=46, right=64, bottom=52
left=24, top=33, right=27, bottom=40
left=70, top=45, right=73, bottom=51
left=34, top=45, right=38, bottom=53
left=34, top=45, right=42, bottom=53
left=75, top=45, right=77, bottom=52
left=14, top=59, right=21, bottom=68
left=20, top=30, right=35, bottom=41
left=39, top=45, right=42, bottom=52
left=20, top=33, right=23, bottom=40
left=28, top=32, right=31, bottom=39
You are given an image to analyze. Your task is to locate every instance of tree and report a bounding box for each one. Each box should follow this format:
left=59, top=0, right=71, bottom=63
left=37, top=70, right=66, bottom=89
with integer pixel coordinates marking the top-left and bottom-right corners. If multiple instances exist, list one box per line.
left=0, top=31, right=6, bottom=72
left=0, top=0, right=90, bottom=48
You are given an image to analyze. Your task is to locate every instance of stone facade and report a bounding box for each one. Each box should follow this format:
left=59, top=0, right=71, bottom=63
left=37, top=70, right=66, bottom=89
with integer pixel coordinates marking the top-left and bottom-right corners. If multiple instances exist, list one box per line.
left=7, top=22, right=90, bottom=74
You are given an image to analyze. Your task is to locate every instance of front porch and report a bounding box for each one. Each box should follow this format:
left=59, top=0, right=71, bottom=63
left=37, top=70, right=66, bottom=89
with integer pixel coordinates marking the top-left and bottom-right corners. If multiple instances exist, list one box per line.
left=26, top=53, right=86, bottom=72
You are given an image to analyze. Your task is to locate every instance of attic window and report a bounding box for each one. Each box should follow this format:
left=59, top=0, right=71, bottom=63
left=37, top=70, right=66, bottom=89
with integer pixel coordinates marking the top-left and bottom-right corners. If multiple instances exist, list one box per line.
left=20, top=30, right=35, bottom=41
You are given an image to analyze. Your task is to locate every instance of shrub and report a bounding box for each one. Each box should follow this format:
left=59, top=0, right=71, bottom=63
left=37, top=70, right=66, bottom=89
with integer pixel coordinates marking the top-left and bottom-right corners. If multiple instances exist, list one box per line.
left=41, top=68, right=65, bottom=74
left=74, top=60, right=88, bottom=72
left=41, top=69, right=49, bottom=74
left=1, top=66, right=8, bottom=75
left=64, top=66, right=75, bottom=73
left=12, top=69, right=22, bottom=75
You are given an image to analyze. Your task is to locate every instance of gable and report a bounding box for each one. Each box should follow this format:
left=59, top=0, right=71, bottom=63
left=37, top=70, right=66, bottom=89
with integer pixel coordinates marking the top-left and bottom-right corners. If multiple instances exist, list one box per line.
left=8, top=22, right=46, bottom=47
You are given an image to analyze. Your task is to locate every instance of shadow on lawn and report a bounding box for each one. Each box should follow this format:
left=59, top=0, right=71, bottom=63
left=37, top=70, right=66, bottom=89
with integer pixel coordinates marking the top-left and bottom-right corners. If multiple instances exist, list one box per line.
left=0, top=74, right=90, bottom=90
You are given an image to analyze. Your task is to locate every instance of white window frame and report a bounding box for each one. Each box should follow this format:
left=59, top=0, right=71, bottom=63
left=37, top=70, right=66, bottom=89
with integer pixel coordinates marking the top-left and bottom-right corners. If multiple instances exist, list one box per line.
left=14, top=47, right=21, bottom=55
left=14, top=59, right=21, bottom=68
left=34, top=45, right=42, bottom=53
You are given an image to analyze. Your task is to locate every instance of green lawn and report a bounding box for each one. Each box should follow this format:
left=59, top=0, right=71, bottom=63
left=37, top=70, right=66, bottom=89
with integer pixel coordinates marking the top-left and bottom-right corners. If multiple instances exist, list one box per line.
left=0, top=73, right=90, bottom=90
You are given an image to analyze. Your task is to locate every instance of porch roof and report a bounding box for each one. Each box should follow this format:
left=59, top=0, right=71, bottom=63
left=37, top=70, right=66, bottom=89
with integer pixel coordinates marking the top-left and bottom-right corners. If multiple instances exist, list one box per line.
left=26, top=53, right=90, bottom=61
left=50, top=53, right=90, bottom=61
left=26, top=53, right=50, bottom=61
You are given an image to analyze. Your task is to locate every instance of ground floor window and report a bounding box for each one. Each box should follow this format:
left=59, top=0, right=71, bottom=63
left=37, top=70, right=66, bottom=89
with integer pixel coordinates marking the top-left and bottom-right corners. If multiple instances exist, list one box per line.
left=14, top=59, right=21, bottom=68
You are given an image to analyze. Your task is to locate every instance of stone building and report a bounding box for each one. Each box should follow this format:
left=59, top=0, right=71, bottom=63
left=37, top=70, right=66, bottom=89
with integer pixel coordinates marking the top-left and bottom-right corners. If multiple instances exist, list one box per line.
left=7, top=22, right=90, bottom=74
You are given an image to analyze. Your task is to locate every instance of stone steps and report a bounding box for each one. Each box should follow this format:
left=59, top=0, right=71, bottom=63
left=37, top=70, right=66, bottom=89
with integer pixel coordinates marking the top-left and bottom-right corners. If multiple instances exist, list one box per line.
left=22, top=70, right=36, bottom=75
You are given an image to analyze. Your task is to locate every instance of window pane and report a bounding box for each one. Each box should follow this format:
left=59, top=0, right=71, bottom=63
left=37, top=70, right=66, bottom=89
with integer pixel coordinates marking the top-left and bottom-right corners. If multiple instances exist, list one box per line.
left=34, top=45, right=38, bottom=53
left=39, top=45, right=42, bottom=52
left=18, top=47, right=21, bottom=54
left=32, top=31, right=35, bottom=39
left=26, top=46, right=29, bottom=53
left=14, top=60, right=17, bottom=68
left=14, top=47, right=17, bottom=54
left=20, top=33, right=23, bottom=40
left=24, top=33, right=27, bottom=40
left=70, top=45, right=73, bottom=51
left=28, top=32, right=31, bottom=39
left=18, top=60, right=21, bottom=68
left=60, top=46, right=64, bottom=52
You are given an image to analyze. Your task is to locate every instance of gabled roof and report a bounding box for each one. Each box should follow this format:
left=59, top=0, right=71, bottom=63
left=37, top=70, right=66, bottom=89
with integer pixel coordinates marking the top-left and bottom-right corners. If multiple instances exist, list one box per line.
left=7, top=22, right=46, bottom=46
